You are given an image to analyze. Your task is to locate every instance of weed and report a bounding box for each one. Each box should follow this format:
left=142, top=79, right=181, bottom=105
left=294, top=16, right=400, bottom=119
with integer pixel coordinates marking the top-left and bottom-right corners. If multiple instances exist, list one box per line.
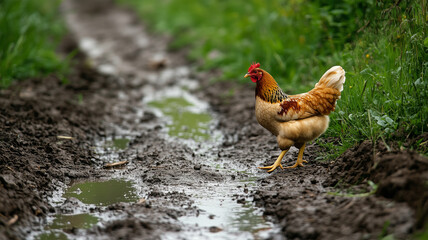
left=77, top=93, right=84, bottom=105
left=413, top=223, right=428, bottom=239
left=0, top=0, right=67, bottom=87
left=379, top=221, right=392, bottom=239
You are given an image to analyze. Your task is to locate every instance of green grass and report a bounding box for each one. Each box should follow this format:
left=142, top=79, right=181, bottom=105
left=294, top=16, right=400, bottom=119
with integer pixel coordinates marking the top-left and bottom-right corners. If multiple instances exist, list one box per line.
left=327, top=0, right=428, bottom=154
left=118, top=0, right=427, bottom=155
left=0, top=0, right=67, bottom=88
left=414, top=224, right=428, bottom=240
left=327, top=180, right=378, bottom=198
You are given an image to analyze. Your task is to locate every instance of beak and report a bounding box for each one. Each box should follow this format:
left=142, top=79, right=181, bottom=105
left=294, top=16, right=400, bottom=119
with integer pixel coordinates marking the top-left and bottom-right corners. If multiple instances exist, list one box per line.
left=244, top=73, right=250, bottom=78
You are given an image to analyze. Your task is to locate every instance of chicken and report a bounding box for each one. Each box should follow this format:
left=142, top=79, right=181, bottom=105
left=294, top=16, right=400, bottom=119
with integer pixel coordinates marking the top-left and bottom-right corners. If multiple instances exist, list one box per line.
left=244, top=63, right=345, bottom=172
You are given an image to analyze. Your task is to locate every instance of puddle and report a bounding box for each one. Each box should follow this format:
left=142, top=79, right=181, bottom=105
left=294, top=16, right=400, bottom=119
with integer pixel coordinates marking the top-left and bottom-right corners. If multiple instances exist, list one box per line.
left=169, top=195, right=274, bottom=240
left=105, top=138, right=130, bottom=150
left=34, top=214, right=99, bottom=240
left=31, top=179, right=140, bottom=240
left=93, top=135, right=135, bottom=166
left=64, top=179, right=140, bottom=206
left=36, top=231, right=68, bottom=240
left=160, top=162, right=277, bottom=240
left=45, top=213, right=99, bottom=230
left=232, top=202, right=270, bottom=233
left=148, top=96, right=212, bottom=141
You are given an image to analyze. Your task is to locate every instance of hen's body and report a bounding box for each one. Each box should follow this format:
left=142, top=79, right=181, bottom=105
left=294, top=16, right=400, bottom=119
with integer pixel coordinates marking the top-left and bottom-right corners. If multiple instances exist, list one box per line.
left=245, top=64, right=345, bottom=172
left=256, top=97, right=329, bottom=150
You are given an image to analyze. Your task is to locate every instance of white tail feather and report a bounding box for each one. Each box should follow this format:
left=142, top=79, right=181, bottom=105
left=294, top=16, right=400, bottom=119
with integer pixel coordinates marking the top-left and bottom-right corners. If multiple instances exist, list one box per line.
left=315, top=66, right=346, bottom=92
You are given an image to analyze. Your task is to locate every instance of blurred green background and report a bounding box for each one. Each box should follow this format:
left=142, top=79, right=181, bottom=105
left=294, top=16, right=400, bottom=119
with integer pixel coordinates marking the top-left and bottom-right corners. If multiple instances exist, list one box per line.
left=1, top=0, right=426, bottom=156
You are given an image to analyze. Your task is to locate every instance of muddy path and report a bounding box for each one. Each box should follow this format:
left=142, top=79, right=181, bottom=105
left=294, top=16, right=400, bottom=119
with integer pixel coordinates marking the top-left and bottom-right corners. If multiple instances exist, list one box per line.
left=1, top=0, right=427, bottom=239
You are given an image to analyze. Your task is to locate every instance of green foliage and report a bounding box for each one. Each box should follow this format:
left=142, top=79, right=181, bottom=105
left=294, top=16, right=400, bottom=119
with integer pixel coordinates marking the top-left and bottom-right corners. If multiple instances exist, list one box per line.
left=328, top=0, right=428, bottom=151
left=119, top=0, right=427, bottom=153
left=0, top=0, right=67, bottom=87
left=379, top=221, right=393, bottom=240
left=414, top=224, right=428, bottom=240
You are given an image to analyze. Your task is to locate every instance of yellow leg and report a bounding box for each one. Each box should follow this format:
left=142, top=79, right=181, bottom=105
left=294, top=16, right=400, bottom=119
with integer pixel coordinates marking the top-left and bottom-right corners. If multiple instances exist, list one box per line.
left=259, top=150, right=288, bottom=173
left=285, top=143, right=308, bottom=169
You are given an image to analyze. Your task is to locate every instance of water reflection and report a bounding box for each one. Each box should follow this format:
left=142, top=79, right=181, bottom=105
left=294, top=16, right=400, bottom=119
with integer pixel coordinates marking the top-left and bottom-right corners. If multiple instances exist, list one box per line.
left=105, top=138, right=130, bottom=150
left=177, top=190, right=273, bottom=239
left=37, top=231, right=68, bottom=240
left=229, top=202, right=270, bottom=233
left=63, top=179, right=139, bottom=206
left=45, top=213, right=99, bottom=230
left=148, top=97, right=212, bottom=141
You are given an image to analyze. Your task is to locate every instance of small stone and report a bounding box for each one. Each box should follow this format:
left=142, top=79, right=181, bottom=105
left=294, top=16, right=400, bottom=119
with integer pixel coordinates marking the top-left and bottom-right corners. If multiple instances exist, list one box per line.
left=0, top=175, right=17, bottom=189
left=209, top=226, right=222, bottom=233
left=194, top=164, right=201, bottom=170
left=48, top=206, right=56, bottom=213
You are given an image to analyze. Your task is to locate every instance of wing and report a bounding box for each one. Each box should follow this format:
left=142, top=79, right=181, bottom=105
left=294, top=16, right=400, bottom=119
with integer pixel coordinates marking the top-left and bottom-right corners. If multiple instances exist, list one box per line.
left=275, top=87, right=341, bottom=122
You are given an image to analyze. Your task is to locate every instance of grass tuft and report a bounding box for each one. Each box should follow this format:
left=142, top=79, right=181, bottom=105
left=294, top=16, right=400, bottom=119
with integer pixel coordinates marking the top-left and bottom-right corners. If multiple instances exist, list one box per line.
left=0, top=0, right=67, bottom=88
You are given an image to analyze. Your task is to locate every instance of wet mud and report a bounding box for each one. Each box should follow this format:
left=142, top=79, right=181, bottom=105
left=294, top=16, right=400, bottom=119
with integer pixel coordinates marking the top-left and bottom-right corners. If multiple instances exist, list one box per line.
left=1, top=0, right=427, bottom=239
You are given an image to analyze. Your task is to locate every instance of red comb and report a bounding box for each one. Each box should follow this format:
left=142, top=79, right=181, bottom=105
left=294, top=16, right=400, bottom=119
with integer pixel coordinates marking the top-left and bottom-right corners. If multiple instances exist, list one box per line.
left=248, top=62, right=260, bottom=72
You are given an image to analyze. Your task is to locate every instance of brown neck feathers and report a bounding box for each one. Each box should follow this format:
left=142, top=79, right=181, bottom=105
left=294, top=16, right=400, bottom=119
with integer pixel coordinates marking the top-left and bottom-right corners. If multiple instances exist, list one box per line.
left=255, top=70, right=287, bottom=103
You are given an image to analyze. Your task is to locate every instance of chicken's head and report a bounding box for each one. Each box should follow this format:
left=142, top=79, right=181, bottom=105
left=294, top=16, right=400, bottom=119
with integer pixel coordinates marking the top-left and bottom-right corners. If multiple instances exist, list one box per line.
left=244, top=63, right=263, bottom=83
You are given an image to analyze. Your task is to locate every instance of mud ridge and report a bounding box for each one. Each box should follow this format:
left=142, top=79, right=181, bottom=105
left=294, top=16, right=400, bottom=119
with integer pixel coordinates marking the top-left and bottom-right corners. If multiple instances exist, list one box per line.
left=326, top=140, right=428, bottom=229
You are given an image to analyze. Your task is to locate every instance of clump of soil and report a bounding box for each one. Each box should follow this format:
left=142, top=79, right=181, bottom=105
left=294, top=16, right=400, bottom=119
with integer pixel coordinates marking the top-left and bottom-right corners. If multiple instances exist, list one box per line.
left=326, top=140, right=428, bottom=229
left=324, top=140, right=381, bottom=185
left=374, top=151, right=428, bottom=228
left=96, top=218, right=153, bottom=239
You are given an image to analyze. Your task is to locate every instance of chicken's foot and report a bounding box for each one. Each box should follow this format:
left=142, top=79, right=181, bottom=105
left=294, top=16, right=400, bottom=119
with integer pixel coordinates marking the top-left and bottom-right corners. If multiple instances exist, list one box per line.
left=259, top=150, right=288, bottom=173
left=285, top=143, right=308, bottom=169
